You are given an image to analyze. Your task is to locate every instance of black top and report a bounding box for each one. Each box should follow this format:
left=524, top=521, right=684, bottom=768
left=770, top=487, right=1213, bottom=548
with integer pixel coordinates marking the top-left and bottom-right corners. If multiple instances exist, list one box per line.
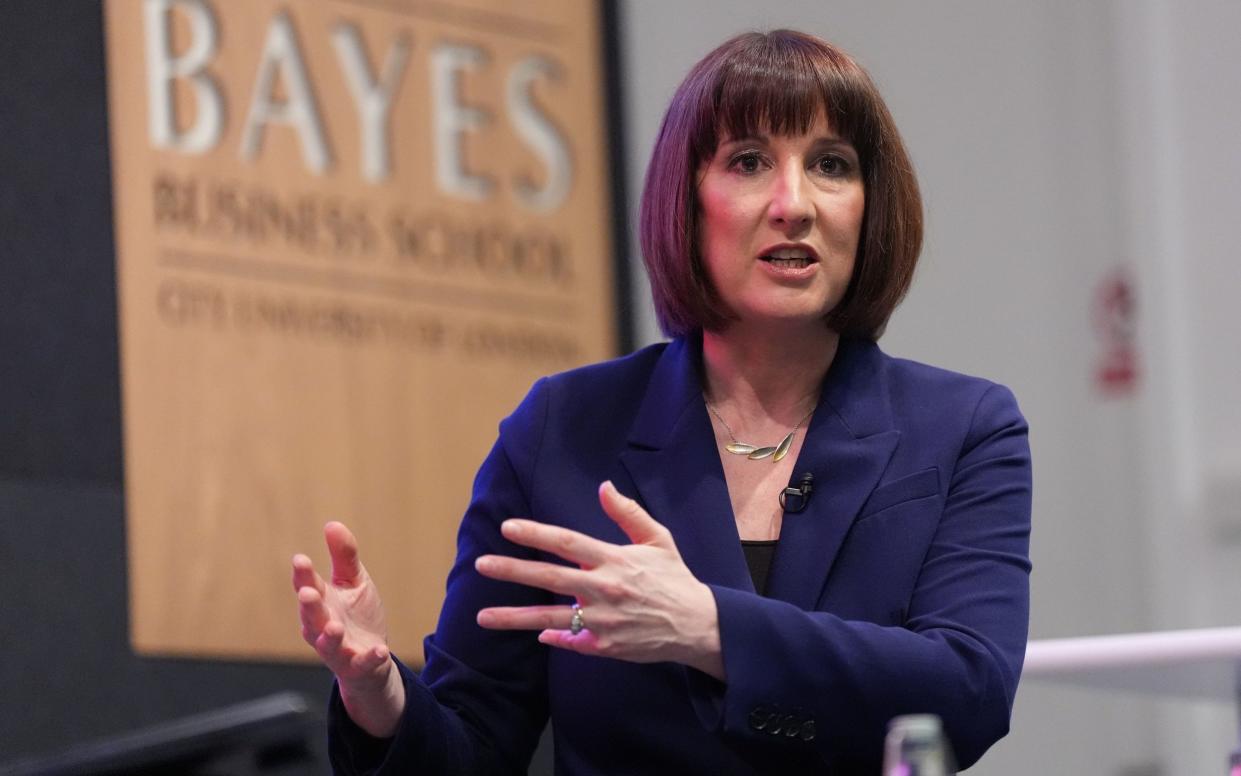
left=740, top=540, right=778, bottom=597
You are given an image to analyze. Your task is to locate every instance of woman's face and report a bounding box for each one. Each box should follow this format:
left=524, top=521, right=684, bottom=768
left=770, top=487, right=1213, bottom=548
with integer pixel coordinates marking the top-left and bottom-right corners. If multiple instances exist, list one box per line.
left=696, top=109, right=864, bottom=332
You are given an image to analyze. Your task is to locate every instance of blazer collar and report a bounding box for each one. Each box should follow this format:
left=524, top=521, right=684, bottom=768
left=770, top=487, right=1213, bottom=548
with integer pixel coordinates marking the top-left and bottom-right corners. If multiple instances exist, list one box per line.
left=765, top=338, right=900, bottom=608
left=619, top=335, right=900, bottom=607
left=624, top=336, right=702, bottom=450
left=619, top=336, right=751, bottom=590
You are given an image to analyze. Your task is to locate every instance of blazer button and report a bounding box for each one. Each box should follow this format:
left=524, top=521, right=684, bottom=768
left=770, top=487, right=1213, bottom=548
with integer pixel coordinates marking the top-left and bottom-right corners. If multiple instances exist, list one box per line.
left=799, top=720, right=816, bottom=742
left=773, top=713, right=799, bottom=736
left=749, top=705, right=774, bottom=732
left=783, top=717, right=802, bottom=738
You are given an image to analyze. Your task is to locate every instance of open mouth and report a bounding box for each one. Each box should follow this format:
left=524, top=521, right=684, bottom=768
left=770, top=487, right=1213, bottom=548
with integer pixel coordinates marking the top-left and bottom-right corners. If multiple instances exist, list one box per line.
left=760, top=248, right=815, bottom=269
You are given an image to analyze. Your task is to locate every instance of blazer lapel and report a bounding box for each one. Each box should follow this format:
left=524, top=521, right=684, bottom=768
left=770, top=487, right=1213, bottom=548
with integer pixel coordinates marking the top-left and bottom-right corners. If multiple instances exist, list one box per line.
left=616, top=337, right=900, bottom=606
left=618, top=337, right=754, bottom=592
left=764, top=340, right=899, bottom=609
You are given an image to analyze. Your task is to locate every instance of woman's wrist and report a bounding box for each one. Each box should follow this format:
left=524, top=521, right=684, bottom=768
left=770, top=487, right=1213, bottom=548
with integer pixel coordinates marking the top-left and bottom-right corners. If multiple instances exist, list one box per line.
left=340, top=657, right=407, bottom=739
left=682, top=582, right=726, bottom=681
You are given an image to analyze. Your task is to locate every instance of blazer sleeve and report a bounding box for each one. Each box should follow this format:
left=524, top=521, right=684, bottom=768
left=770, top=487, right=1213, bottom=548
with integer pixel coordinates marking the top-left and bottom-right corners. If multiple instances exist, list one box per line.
left=328, top=379, right=554, bottom=775
left=693, top=383, right=1031, bottom=770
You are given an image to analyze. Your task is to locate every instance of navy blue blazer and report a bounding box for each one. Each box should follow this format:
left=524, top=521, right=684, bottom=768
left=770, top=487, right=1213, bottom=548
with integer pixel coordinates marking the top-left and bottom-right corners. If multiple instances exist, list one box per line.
left=329, top=336, right=1032, bottom=775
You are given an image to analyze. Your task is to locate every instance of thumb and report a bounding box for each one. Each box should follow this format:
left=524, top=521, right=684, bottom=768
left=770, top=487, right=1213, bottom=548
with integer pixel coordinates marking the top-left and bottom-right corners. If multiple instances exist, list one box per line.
left=324, top=521, right=364, bottom=586
left=598, top=481, right=673, bottom=548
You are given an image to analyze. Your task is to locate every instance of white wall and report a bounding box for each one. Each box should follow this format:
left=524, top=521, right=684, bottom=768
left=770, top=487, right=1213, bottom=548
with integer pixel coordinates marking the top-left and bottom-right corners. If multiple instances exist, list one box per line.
left=619, top=1, right=1241, bottom=772
left=1117, top=0, right=1241, bottom=772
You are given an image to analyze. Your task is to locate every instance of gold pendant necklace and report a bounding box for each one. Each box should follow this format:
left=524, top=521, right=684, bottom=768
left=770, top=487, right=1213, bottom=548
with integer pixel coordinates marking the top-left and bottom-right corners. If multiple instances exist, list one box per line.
left=705, top=401, right=815, bottom=462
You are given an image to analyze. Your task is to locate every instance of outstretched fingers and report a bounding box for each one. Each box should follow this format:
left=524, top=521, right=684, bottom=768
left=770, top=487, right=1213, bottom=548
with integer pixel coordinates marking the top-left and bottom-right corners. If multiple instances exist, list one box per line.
left=347, top=641, right=390, bottom=674
left=598, top=481, right=674, bottom=548
left=475, top=554, right=597, bottom=598
left=324, top=521, right=364, bottom=586
left=297, top=585, right=331, bottom=645
left=291, top=554, right=326, bottom=596
left=308, top=617, right=389, bottom=680
left=499, top=519, right=612, bottom=568
left=538, top=628, right=600, bottom=654
left=476, top=604, right=575, bottom=631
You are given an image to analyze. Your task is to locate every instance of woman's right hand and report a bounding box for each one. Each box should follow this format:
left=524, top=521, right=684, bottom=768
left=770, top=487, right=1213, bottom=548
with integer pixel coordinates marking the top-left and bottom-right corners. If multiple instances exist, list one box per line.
left=292, top=521, right=405, bottom=737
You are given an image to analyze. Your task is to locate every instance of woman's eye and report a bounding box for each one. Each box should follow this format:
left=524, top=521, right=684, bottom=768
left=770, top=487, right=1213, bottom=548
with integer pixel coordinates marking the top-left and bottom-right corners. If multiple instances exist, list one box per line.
left=730, top=152, right=763, bottom=173
left=816, top=155, right=850, bottom=176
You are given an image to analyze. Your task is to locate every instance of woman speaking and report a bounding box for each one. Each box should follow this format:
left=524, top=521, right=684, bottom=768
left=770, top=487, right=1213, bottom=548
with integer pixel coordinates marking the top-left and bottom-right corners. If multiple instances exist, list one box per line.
left=292, top=29, right=1032, bottom=774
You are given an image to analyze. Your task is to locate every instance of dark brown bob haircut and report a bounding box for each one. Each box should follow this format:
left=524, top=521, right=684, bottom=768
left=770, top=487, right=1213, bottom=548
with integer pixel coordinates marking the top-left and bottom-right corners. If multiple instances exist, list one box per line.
left=639, top=30, right=923, bottom=341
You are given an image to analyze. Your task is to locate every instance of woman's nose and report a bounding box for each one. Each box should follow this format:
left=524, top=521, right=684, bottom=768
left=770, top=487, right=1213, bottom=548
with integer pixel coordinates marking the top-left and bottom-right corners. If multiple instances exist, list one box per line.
left=768, top=166, right=814, bottom=229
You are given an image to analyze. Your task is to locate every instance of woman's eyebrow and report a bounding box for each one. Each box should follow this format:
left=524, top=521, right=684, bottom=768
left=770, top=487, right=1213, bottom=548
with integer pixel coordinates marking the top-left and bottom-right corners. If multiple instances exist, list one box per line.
left=718, top=133, right=769, bottom=146
left=722, top=132, right=852, bottom=144
left=810, top=137, right=859, bottom=155
left=715, top=134, right=857, bottom=156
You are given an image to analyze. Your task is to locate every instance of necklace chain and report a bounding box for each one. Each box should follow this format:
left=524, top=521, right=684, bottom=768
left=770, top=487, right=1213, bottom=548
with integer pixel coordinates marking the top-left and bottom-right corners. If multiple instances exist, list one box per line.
left=705, top=400, right=815, bottom=462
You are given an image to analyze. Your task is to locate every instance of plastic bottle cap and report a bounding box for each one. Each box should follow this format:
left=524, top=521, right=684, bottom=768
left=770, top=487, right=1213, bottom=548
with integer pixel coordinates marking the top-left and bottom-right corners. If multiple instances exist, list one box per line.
left=887, top=714, right=943, bottom=737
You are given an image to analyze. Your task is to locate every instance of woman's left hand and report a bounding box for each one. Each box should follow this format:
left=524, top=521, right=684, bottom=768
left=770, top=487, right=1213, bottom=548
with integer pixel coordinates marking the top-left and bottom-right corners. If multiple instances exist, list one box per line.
left=474, top=480, right=725, bottom=680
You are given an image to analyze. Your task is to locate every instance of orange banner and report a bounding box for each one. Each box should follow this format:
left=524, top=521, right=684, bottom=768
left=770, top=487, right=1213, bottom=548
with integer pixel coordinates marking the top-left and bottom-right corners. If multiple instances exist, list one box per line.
left=105, top=0, right=616, bottom=660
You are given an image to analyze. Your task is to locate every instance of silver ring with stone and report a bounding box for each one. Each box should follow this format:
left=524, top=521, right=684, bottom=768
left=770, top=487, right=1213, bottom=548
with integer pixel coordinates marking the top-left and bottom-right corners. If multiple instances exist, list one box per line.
left=569, top=603, right=586, bottom=635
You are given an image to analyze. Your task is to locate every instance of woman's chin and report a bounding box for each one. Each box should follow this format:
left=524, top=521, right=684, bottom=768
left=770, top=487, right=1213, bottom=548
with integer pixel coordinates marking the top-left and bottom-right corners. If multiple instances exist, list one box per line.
left=723, top=308, right=839, bottom=336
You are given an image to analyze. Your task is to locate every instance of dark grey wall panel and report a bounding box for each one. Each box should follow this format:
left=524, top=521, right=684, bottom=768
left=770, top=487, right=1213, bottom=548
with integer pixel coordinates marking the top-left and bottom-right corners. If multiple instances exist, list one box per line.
left=0, top=0, right=122, bottom=484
